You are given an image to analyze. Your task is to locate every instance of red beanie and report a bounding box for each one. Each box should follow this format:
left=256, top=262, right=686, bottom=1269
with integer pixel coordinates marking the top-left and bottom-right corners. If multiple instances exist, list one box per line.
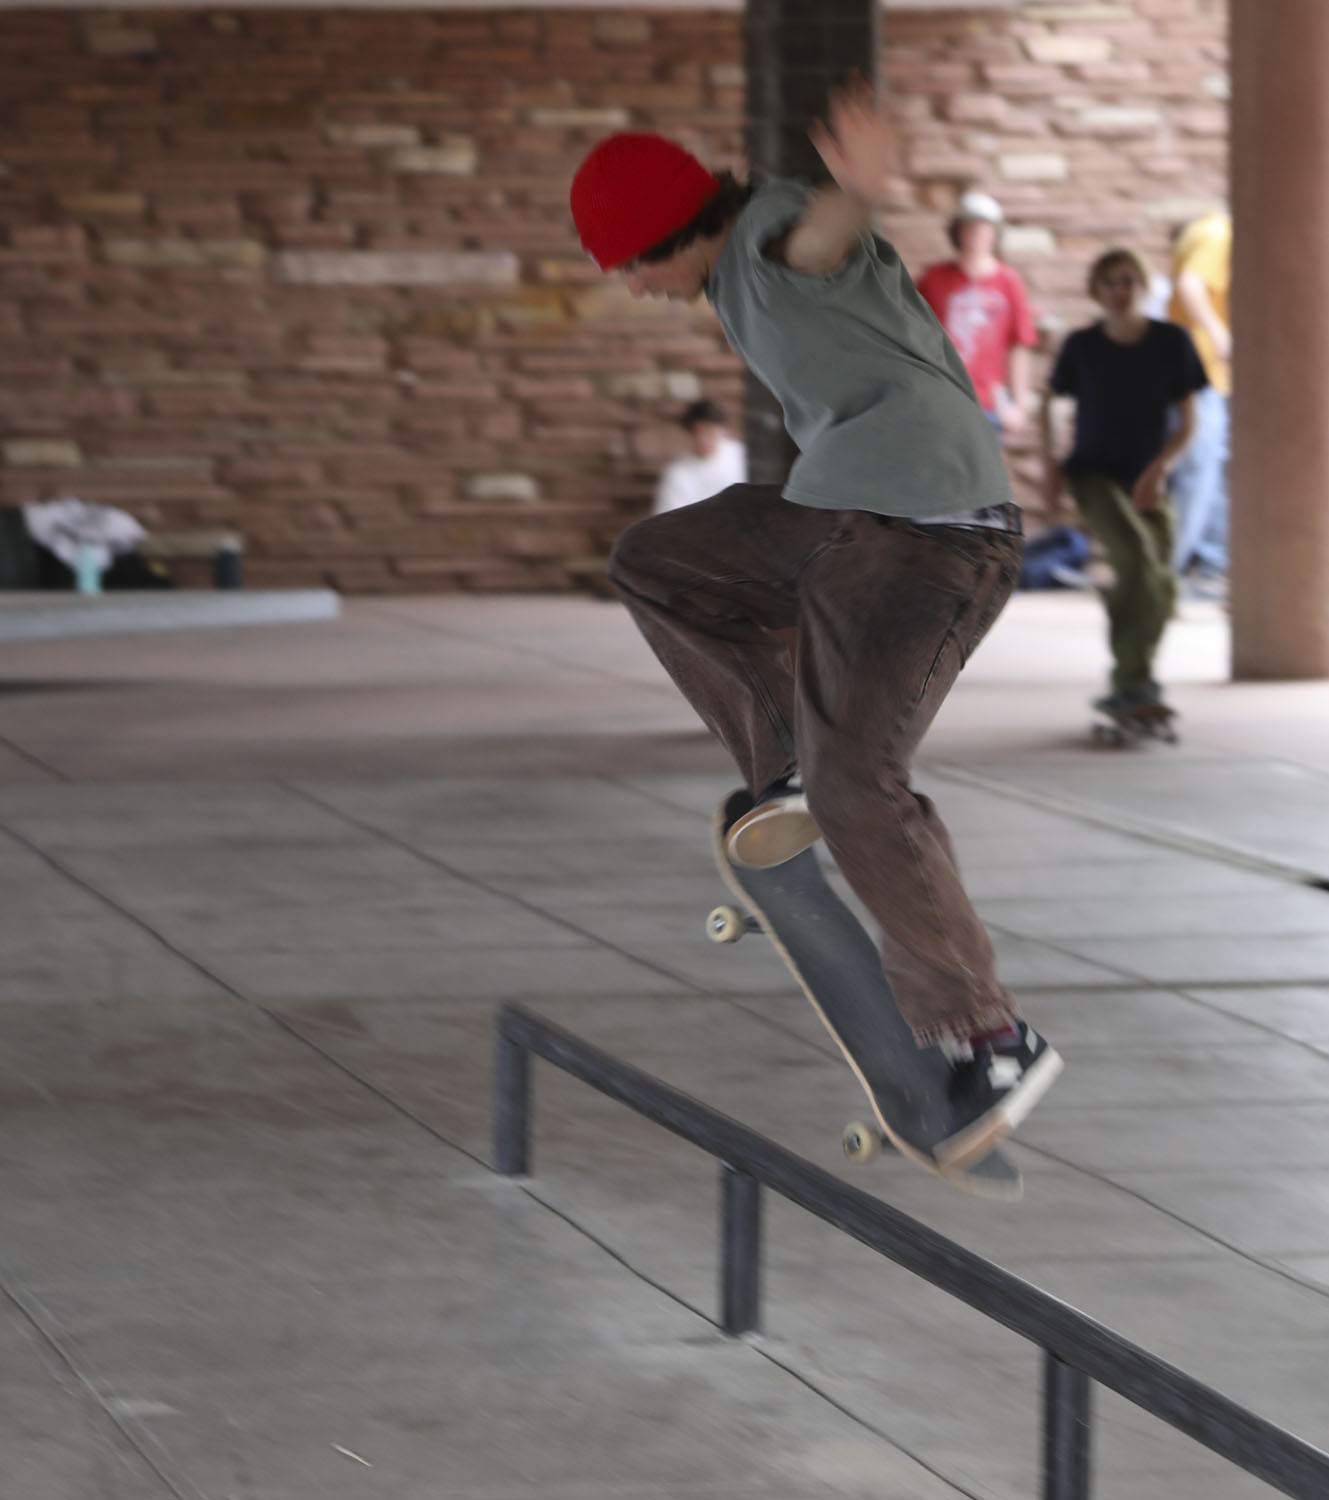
left=570, top=133, right=722, bottom=271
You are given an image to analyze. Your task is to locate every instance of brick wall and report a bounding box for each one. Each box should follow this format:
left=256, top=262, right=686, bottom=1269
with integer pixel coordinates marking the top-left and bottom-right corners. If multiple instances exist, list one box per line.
left=0, top=4, right=1226, bottom=592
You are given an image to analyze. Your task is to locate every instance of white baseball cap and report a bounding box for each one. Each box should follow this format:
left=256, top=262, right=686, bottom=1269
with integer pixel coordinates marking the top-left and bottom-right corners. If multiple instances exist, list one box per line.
left=954, top=190, right=1004, bottom=225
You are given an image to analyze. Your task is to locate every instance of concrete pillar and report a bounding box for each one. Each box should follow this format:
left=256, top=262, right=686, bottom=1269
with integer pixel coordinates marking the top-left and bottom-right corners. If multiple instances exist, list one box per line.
left=741, top=0, right=878, bottom=484
left=1229, top=0, right=1329, bottom=678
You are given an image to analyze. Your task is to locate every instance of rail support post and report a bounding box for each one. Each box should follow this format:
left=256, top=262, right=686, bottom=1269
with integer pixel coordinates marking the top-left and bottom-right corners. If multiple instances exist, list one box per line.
left=1043, top=1351, right=1092, bottom=1500
left=493, top=1022, right=531, bottom=1176
left=719, top=1164, right=762, bottom=1336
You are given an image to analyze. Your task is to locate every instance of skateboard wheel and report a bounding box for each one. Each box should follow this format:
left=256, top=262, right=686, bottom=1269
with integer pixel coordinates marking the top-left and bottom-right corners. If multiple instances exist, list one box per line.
left=842, top=1122, right=882, bottom=1163
left=706, top=905, right=748, bottom=944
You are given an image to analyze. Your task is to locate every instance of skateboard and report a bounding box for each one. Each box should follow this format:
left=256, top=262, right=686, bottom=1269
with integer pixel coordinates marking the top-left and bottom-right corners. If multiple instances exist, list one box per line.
left=706, top=789, right=1022, bottom=1201
left=1090, top=698, right=1179, bottom=748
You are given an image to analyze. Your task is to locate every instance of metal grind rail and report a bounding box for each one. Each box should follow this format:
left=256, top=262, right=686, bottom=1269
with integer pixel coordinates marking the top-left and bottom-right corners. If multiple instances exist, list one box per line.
left=492, top=1003, right=1329, bottom=1500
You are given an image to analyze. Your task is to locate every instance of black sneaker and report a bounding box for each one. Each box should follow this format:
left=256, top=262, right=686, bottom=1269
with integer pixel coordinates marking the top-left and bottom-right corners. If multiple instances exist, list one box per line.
left=935, top=1022, right=1063, bottom=1171
left=726, top=781, right=821, bottom=869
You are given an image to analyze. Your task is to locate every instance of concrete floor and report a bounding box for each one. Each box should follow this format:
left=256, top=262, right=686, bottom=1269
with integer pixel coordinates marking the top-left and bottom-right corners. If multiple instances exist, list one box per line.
left=2, top=590, right=1328, bottom=1499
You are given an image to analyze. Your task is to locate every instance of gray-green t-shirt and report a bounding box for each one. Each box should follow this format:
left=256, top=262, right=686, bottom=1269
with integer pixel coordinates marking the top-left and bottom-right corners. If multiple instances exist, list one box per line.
left=705, top=180, right=1014, bottom=519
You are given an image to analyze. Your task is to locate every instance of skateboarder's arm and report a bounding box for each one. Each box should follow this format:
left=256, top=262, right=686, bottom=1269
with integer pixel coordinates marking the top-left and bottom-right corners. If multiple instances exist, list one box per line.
left=773, top=188, right=874, bottom=276
left=775, top=75, right=895, bottom=277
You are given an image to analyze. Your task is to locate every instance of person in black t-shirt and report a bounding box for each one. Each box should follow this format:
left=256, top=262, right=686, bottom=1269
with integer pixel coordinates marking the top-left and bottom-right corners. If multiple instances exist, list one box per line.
left=1040, top=246, right=1208, bottom=718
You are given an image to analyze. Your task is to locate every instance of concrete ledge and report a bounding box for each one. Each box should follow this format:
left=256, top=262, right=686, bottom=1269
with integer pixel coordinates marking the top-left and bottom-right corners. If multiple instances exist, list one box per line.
left=0, top=589, right=340, bottom=641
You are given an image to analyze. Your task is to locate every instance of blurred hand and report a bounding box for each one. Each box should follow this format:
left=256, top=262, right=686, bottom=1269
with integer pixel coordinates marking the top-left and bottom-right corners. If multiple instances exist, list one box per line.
left=1132, top=460, right=1166, bottom=512
left=809, top=74, right=896, bottom=206
left=1001, top=404, right=1028, bottom=438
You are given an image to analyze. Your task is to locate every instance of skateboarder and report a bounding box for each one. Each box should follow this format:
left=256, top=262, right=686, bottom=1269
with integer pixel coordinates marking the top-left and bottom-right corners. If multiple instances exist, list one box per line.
left=569, top=78, right=1060, bottom=1170
left=1039, top=247, right=1208, bottom=727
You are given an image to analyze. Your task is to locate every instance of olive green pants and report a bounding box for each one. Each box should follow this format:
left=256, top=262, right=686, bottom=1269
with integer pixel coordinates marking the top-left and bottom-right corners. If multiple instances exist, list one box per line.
left=1068, top=473, right=1178, bottom=694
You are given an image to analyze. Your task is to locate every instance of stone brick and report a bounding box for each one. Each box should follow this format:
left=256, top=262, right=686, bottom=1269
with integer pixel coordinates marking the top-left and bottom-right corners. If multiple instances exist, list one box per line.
left=1143, top=194, right=1227, bottom=222
left=998, top=152, right=1069, bottom=181
left=982, top=64, right=1067, bottom=95
left=58, top=192, right=147, bottom=217
left=1002, top=225, right=1058, bottom=257
left=207, top=102, right=318, bottom=131
left=1022, top=3, right=1135, bottom=17
left=9, top=224, right=86, bottom=254
left=592, top=15, right=651, bottom=45
left=82, top=24, right=158, bottom=58
left=1070, top=106, right=1165, bottom=134
left=502, top=527, right=595, bottom=560
left=325, top=123, right=423, bottom=149
left=1173, top=106, right=1227, bottom=135
left=274, top=224, right=357, bottom=250
left=153, top=198, right=245, bottom=231
left=603, top=371, right=704, bottom=402
left=408, top=381, right=503, bottom=404
left=526, top=108, right=632, bottom=129
left=273, top=251, right=518, bottom=286
left=1135, top=154, right=1191, bottom=177
left=1073, top=60, right=1152, bottom=83
left=507, top=375, right=596, bottom=402
left=534, top=259, right=603, bottom=285
left=99, top=365, right=248, bottom=389
left=103, top=239, right=268, bottom=269
left=945, top=94, right=1010, bottom=127
left=296, top=336, right=390, bottom=375
left=3, top=439, right=83, bottom=468
left=908, top=148, right=988, bottom=180
left=0, top=388, right=138, bottom=422
left=493, top=291, right=573, bottom=328
left=1024, top=35, right=1114, bottom=65
left=993, top=107, right=1049, bottom=136
left=387, top=139, right=478, bottom=175
left=218, top=455, right=320, bottom=487
left=464, top=473, right=540, bottom=503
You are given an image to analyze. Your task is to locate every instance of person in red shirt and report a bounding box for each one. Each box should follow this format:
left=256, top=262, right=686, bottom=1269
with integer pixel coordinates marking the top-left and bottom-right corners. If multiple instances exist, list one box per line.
left=916, top=191, right=1037, bottom=438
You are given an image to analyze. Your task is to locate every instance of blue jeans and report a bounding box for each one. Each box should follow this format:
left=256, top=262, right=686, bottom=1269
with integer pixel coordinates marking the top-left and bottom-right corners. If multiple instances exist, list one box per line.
left=1170, top=384, right=1228, bottom=574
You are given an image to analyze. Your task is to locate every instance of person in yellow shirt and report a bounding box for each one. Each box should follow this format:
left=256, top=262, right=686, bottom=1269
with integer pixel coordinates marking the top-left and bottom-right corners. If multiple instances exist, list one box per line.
left=1167, top=213, right=1231, bottom=587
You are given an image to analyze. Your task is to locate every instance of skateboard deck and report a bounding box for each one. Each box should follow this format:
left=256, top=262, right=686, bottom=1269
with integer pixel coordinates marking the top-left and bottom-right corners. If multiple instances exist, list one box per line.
left=1091, top=699, right=1179, bottom=747
left=708, top=790, right=1021, bottom=1201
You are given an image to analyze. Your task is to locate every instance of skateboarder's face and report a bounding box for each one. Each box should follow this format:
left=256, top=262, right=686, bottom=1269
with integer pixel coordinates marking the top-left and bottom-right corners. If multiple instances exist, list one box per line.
left=621, top=243, right=710, bottom=304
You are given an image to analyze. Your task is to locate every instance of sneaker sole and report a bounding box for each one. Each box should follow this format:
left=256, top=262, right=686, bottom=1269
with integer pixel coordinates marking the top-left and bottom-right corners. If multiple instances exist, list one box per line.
left=934, top=1046, right=1064, bottom=1172
left=727, top=806, right=822, bottom=869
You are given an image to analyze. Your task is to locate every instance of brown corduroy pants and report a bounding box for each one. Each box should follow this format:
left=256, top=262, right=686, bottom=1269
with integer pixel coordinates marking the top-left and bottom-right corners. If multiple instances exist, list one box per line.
left=609, top=483, right=1023, bottom=1045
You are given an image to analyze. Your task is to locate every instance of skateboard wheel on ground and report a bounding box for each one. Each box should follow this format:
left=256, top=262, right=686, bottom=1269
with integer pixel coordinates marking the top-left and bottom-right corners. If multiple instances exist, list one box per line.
left=707, top=904, right=752, bottom=944
left=842, top=1122, right=882, bottom=1163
